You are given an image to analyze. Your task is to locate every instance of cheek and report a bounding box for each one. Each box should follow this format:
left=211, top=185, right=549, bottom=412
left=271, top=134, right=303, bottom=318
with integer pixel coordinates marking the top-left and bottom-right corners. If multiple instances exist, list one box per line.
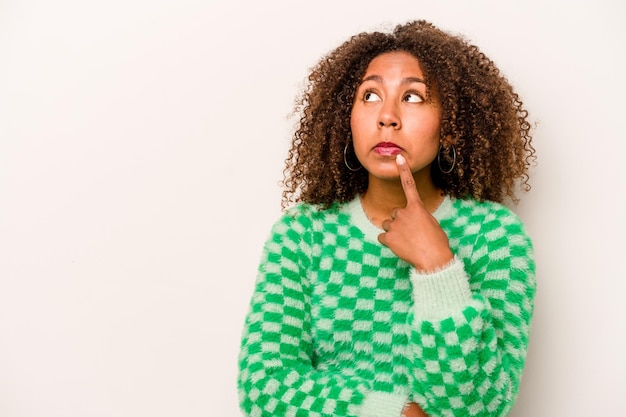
left=406, top=119, right=440, bottom=142
left=406, top=118, right=441, bottom=161
left=349, top=114, right=369, bottom=150
left=426, top=141, right=440, bottom=161
left=349, top=111, right=363, bottom=134
left=414, top=112, right=441, bottom=139
left=426, top=132, right=441, bottom=159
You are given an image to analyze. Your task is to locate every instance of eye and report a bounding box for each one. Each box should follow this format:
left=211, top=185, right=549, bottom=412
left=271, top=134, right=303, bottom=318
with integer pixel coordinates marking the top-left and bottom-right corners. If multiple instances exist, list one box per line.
left=403, top=92, right=424, bottom=103
left=363, top=91, right=381, bottom=102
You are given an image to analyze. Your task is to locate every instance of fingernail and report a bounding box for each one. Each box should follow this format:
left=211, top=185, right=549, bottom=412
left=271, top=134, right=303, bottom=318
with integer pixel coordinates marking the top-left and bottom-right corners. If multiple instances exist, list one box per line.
left=396, top=154, right=406, bottom=165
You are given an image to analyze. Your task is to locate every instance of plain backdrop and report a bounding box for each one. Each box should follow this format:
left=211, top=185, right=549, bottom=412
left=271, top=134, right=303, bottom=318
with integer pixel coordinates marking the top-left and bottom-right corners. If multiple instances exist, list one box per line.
left=1, top=0, right=625, bottom=416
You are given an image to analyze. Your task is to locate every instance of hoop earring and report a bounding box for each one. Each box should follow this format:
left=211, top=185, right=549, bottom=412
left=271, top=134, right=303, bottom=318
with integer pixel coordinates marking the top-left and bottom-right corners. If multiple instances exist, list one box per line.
left=437, top=143, right=456, bottom=174
left=344, top=143, right=362, bottom=172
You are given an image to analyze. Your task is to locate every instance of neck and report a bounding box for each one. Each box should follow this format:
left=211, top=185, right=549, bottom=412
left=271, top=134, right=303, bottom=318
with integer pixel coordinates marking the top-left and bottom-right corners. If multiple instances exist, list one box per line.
left=360, top=173, right=442, bottom=228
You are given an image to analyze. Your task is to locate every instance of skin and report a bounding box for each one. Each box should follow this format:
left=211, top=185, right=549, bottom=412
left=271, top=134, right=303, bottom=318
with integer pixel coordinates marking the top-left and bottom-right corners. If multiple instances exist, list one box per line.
left=402, top=401, right=429, bottom=417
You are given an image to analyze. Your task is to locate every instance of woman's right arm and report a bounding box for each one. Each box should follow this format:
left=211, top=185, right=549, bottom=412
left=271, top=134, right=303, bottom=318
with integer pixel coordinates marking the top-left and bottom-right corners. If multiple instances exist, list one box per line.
left=237, top=212, right=408, bottom=417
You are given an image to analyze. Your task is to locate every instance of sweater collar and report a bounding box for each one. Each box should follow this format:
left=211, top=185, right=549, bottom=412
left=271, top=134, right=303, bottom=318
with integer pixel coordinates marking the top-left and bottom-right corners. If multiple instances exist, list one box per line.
left=342, top=194, right=454, bottom=242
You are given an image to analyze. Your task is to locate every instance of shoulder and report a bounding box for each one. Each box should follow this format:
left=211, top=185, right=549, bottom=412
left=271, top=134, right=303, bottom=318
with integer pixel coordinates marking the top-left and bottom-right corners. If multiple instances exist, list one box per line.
left=447, top=198, right=535, bottom=276
left=270, top=202, right=343, bottom=236
left=448, top=197, right=527, bottom=229
left=442, top=197, right=533, bottom=250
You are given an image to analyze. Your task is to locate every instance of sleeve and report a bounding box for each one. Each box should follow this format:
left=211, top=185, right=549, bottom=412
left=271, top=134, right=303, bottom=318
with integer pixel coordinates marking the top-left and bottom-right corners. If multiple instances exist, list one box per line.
left=406, top=210, right=536, bottom=417
left=237, top=211, right=408, bottom=417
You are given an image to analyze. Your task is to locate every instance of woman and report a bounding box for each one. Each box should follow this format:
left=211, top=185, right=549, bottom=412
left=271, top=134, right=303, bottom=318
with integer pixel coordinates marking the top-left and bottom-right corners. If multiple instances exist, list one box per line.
left=238, top=20, right=536, bottom=417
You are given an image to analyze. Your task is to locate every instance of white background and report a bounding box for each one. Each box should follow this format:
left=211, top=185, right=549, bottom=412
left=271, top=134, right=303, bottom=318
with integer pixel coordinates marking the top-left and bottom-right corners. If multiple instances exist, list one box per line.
left=1, top=0, right=625, bottom=416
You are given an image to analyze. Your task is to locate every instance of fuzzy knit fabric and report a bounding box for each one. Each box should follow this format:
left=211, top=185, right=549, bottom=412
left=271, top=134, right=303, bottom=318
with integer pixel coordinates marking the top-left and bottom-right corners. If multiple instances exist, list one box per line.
left=237, top=195, right=536, bottom=417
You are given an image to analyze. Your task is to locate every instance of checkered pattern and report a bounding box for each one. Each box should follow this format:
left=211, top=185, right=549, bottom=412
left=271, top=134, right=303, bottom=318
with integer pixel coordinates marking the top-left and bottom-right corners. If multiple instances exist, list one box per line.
left=238, top=197, right=535, bottom=417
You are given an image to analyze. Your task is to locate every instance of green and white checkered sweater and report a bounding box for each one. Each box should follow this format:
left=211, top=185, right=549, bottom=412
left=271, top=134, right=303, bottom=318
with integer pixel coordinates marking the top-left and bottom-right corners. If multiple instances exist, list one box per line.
left=238, top=195, right=535, bottom=417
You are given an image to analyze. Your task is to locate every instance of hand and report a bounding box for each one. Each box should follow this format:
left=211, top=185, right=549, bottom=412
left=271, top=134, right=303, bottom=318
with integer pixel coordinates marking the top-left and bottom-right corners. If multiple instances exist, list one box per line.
left=377, top=154, right=454, bottom=272
left=402, top=402, right=429, bottom=417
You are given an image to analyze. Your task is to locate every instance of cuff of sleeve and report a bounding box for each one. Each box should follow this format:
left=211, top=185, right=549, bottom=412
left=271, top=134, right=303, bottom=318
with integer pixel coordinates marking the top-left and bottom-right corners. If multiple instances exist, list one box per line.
left=410, top=257, right=473, bottom=321
left=359, top=391, right=408, bottom=417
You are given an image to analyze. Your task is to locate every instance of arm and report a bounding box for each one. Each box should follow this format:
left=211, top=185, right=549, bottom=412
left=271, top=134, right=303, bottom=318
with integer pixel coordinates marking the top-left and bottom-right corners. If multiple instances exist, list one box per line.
left=380, top=155, right=536, bottom=416
left=238, top=211, right=409, bottom=417
left=406, top=218, right=535, bottom=416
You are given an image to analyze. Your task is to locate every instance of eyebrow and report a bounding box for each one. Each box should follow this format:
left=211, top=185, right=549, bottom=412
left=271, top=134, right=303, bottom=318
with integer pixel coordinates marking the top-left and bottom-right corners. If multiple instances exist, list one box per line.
left=360, top=75, right=426, bottom=85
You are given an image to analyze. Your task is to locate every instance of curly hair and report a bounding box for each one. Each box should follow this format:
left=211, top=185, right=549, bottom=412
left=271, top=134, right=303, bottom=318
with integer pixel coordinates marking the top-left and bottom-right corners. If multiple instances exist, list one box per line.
left=281, top=20, right=535, bottom=209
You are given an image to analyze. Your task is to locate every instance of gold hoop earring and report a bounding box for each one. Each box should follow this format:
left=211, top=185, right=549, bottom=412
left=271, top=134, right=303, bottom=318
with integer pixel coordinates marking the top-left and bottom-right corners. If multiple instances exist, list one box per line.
left=344, top=143, right=362, bottom=172
left=437, top=143, right=456, bottom=174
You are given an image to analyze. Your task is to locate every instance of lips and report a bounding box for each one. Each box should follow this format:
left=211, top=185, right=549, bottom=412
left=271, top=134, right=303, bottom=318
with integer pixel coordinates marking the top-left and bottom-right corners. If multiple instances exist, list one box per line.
left=374, top=142, right=403, bottom=156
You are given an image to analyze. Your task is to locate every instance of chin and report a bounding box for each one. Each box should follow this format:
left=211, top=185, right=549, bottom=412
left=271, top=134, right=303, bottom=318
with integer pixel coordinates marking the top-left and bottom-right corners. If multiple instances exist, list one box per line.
left=367, top=169, right=401, bottom=181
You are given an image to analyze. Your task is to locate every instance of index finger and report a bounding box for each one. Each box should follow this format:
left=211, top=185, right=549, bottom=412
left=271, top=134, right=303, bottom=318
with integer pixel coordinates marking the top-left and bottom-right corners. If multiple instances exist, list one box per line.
left=396, top=154, right=422, bottom=205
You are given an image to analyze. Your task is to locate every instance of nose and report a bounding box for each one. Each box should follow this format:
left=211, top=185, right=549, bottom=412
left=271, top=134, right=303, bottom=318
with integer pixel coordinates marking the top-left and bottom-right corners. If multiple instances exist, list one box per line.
left=378, top=102, right=401, bottom=129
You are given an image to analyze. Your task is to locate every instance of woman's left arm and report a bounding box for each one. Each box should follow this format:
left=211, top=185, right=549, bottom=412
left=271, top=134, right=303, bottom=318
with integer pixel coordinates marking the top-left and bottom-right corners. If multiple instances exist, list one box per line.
left=406, top=215, right=536, bottom=417
left=380, top=155, right=536, bottom=416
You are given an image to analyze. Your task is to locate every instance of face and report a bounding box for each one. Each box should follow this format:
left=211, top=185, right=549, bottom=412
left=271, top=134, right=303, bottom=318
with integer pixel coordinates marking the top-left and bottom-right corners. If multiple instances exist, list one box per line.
left=350, top=51, right=442, bottom=181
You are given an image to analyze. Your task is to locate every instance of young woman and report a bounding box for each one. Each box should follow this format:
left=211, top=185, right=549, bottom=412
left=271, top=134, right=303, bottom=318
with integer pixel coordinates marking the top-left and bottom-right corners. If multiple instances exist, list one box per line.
left=238, top=20, right=536, bottom=417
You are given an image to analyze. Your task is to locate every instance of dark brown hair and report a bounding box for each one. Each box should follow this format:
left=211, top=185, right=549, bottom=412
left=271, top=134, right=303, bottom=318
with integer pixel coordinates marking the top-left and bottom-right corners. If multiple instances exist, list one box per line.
left=282, top=20, right=535, bottom=209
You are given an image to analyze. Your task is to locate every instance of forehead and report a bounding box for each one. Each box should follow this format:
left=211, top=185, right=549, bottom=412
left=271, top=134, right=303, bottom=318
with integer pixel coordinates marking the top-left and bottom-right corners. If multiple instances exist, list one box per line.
left=362, top=51, right=424, bottom=78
